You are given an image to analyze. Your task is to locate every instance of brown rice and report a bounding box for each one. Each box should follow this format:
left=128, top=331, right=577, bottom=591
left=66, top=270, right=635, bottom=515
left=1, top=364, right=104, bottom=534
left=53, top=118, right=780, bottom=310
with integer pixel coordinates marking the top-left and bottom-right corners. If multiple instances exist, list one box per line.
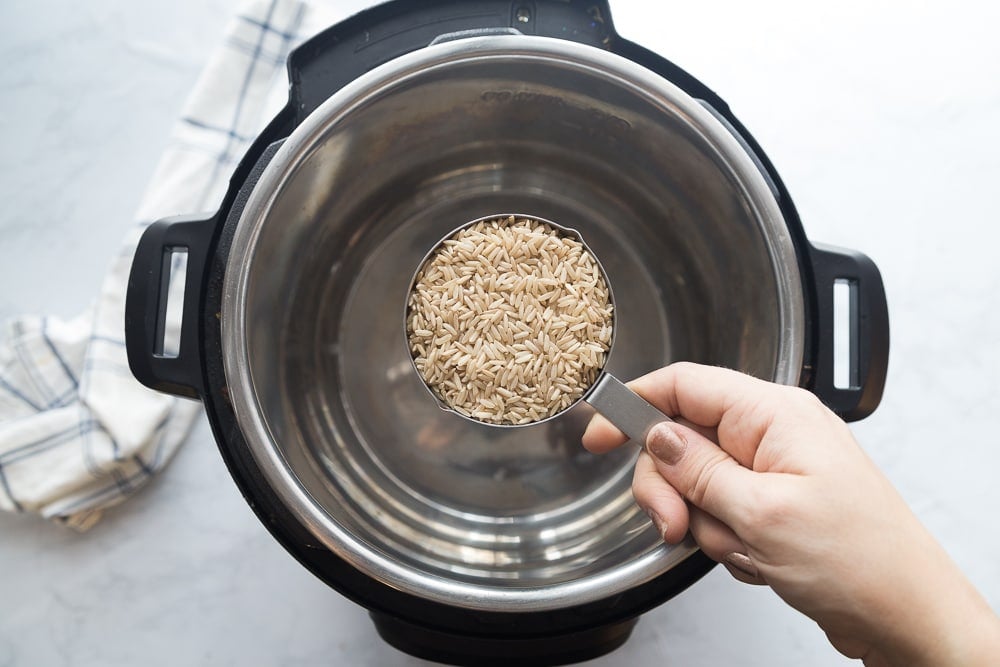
left=406, top=215, right=613, bottom=425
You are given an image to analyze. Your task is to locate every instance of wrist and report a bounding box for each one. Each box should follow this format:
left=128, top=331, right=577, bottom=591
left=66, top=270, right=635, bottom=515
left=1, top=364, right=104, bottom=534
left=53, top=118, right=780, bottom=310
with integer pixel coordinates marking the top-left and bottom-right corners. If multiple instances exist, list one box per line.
left=921, top=599, right=1000, bottom=666
left=870, top=558, right=1000, bottom=665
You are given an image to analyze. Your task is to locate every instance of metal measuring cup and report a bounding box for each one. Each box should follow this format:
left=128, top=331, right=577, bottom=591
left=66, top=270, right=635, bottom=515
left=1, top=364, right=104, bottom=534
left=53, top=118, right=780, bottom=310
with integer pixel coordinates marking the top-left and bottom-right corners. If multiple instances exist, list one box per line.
left=405, top=213, right=673, bottom=444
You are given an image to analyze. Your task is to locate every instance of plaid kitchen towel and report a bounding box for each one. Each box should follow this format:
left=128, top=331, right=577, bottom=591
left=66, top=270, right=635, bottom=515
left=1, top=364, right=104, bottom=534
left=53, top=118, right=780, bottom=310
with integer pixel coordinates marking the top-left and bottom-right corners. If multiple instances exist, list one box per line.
left=0, top=0, right=342, bottom=531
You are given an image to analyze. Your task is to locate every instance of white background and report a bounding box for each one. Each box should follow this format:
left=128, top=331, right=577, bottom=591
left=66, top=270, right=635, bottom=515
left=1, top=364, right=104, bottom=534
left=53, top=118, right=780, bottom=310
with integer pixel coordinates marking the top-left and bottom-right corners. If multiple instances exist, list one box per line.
left=2, top=1, right=999, bottom=665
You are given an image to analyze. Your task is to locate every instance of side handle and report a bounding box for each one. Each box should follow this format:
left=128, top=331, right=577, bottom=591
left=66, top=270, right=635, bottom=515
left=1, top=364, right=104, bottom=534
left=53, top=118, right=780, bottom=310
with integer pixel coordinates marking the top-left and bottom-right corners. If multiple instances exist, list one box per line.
left=807, top=243, right=890, bottom=421
left=125, top=214, right=216, bottom=399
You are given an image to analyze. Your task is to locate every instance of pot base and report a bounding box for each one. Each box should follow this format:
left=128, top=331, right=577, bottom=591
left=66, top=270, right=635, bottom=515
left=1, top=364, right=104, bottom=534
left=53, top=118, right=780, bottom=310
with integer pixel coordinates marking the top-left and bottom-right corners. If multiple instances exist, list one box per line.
left=371, top=612, right=638, bottom=666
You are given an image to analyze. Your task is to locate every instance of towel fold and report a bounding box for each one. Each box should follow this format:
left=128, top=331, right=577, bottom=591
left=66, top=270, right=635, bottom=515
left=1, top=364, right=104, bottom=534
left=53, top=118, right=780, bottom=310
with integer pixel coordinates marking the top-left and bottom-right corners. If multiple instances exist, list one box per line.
left=0, top=0, right=340, bottom=530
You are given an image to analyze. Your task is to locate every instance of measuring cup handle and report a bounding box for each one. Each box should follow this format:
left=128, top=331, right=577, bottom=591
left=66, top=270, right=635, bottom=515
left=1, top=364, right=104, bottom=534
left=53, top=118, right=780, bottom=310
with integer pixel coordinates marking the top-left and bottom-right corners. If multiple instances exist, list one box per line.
left=586, top=374, right=673, bottom=444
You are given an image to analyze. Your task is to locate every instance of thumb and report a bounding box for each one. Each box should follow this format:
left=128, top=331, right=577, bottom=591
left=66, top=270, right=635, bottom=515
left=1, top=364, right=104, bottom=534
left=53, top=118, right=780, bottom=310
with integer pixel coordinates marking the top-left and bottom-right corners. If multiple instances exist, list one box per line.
left=645, top=421, right=757, bottom=528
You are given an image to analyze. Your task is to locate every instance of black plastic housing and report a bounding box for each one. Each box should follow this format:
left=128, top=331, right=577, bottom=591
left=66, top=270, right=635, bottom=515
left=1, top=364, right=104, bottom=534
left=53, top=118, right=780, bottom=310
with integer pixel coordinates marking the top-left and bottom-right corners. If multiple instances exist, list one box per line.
left=124, top=1, right=890, bottom=664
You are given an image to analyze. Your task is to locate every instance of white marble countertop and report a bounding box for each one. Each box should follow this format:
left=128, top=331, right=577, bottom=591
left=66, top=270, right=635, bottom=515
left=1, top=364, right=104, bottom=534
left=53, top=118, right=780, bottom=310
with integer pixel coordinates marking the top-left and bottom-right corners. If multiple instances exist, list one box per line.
left=2, top=1, right=998, bottom=665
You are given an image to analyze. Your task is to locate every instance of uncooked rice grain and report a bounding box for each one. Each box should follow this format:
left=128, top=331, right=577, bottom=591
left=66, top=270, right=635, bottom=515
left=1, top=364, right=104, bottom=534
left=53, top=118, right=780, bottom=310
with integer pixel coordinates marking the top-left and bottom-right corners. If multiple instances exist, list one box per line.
left=406, top=215, right=613, bottom=425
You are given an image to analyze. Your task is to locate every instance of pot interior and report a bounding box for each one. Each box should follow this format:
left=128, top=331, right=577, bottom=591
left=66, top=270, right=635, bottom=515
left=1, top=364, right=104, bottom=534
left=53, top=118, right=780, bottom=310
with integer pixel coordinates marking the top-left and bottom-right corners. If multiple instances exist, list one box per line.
left=226, top=36, right=802, bottom=610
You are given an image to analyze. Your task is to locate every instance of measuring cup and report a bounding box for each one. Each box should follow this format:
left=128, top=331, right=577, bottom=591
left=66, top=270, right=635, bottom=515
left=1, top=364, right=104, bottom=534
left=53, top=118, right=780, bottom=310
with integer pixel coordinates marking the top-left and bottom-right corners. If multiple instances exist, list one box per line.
left=405, top=213, right=673, bottom=444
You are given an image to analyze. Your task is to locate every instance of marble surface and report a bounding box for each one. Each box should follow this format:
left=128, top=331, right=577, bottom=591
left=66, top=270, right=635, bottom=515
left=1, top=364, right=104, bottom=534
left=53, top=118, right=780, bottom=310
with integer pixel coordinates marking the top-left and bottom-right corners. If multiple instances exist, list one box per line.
left=2, top=1, right=999, bottom=665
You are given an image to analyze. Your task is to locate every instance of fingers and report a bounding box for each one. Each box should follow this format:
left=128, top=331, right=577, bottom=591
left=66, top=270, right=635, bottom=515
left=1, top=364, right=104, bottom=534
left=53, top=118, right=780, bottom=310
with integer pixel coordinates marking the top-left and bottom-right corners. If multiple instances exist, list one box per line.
left=631, top=452, right=690, bottom=543
left=643, top=420, right=757, bottom=529
left=689, top=507, right=765, bottom=585
left=582, top=362, right=774, bottom=455
left=581, top=411, right=627, bottom=453
left=624, top=362, right=780, bottom=429
left=583, top=362, right=814, bottom=467
left=687, top=507, right=744, bottom=561
left=582, top=411, right=717, bottom=455
left=633, top=454, right=751, bottom=565
left=633, top=450, right=765, bottom=585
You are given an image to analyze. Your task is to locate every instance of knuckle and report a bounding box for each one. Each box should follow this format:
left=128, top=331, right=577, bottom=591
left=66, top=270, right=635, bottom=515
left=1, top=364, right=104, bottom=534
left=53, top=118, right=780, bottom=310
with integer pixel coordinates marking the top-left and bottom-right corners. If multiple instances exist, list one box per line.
left=671, top=360, right=697, bottom=373
left=783, top=385, right=828, bottom=414
left=668, top=361, right=698, bottom=385
left=685, top=455, right=728, bottom=507
left=756, top=385, right=837, bottom=432
left=630, top=475, right=655, bottom=507
left=631, top=461, right=666, bottom=505
left=633, top=487, right=670, bottom=516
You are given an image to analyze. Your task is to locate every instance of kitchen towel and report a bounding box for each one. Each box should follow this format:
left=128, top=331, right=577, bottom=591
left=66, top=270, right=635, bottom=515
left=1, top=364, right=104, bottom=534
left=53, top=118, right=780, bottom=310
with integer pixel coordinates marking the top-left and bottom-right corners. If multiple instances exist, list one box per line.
left=0, top=0, right=340, bottom=531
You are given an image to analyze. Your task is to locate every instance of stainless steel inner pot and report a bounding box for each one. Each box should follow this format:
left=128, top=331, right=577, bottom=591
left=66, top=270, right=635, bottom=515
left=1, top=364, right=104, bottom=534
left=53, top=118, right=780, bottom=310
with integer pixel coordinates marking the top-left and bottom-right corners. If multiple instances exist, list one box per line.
left=222, top=35, right=804, bottom=612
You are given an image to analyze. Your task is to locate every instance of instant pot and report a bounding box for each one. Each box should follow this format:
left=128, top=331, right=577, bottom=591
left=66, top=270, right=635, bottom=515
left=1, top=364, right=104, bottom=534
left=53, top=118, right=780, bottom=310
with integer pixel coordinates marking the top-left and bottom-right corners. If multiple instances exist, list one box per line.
left=125, top=1, right=890, bottom=664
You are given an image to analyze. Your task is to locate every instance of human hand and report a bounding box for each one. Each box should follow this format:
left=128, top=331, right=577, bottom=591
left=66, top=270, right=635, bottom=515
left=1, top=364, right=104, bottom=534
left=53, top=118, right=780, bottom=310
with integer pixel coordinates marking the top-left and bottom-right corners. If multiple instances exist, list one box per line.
left=583, top=362, right=1000, bottom=666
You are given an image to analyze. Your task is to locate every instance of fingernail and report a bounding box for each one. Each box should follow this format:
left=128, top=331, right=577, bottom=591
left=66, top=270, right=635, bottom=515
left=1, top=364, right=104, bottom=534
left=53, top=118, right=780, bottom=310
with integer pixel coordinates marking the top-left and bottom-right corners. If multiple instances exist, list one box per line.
left=646, top=422, right=687, bottom=465
left=644, top=508, right=669, bottom=543
left=724, top=552, right=759, bottom=578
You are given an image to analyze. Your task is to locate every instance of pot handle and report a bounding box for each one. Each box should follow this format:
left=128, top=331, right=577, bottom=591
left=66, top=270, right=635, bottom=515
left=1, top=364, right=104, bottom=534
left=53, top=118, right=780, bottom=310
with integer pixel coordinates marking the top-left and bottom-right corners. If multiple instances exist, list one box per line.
left=807, top=243, right=890, bottom=421
left=125, top=213, right=216, bottom=400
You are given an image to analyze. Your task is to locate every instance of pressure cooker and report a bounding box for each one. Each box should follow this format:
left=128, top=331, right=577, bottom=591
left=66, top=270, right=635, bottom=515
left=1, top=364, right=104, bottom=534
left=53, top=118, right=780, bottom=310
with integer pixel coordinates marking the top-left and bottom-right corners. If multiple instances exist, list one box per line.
left=125, top=1, right=890, bottom=664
